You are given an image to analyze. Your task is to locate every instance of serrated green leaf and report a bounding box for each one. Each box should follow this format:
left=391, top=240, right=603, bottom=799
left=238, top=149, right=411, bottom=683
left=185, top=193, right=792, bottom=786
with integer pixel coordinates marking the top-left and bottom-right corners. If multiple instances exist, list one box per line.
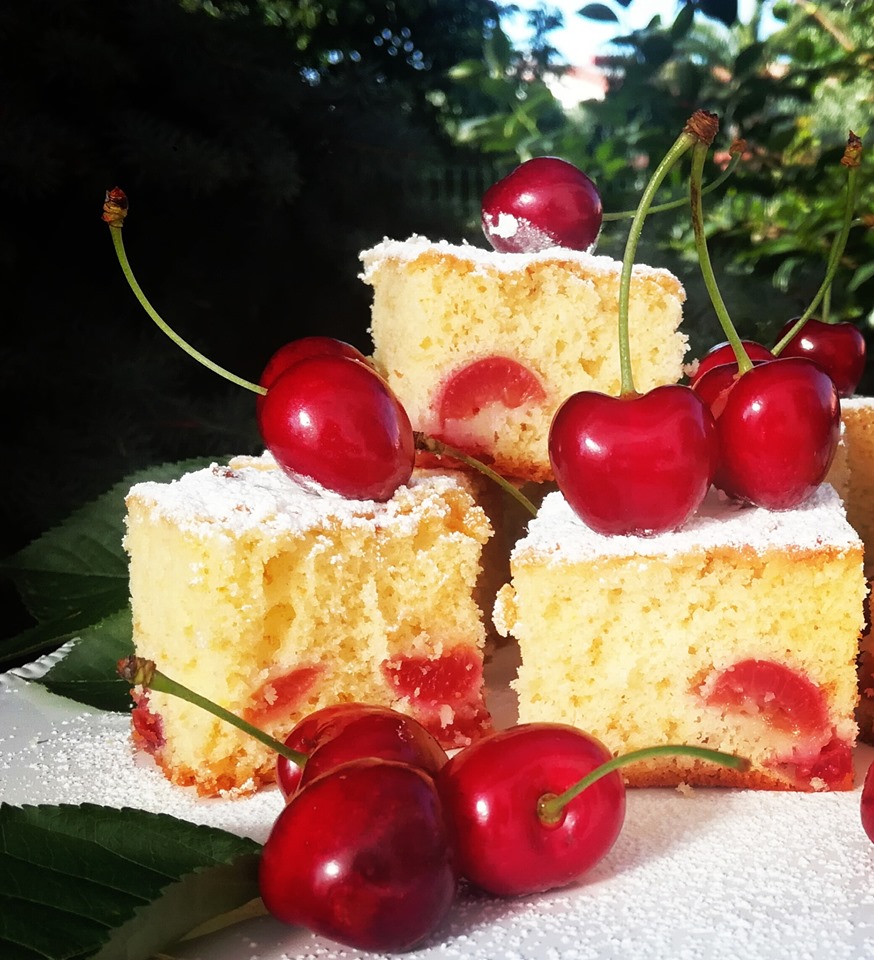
left=37, top=608, right=135, bottom=712
left=0, top=803, right=262, bottom=960
left=0, top=458, right=219, bottom=669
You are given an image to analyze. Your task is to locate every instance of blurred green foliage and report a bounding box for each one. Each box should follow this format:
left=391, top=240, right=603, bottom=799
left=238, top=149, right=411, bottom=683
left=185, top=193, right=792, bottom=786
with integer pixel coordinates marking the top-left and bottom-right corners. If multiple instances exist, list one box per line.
left=447, top=0, right=873, bottom=363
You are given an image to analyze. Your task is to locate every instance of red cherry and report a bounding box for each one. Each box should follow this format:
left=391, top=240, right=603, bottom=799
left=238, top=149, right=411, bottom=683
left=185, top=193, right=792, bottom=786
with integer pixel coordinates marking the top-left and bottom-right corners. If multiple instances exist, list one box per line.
left=689, top=340, right=774, bottom=386
left=258, top=355, right=415, bottom=501
left=777, top=317, right=867, bottom=398
left=438, top=356, right=546, bottom=423
left=703, top=357, right=839, bottom=510
left=862, top=762, right=874, bottom=844
left=548, top=384, right=718, bottom=536
left=257, top=337, right=371, bottom=414
left=481, top=157, right=603, bottom=253
left=260, top=758, right=457, bottom=952
left=276, top=703, right=448, bottom=800
left=433, top=355, right=547, bottom=458
left=437, top=723, right=625, bottom=897
left=703, top=659, right=830, bottom=737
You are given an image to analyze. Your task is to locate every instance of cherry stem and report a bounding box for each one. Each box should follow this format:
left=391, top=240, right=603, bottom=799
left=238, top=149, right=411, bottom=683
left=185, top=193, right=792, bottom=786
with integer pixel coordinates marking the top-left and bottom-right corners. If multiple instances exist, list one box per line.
left=537, top=743, right=750, bottom=824
left=603, top=142, right=745, bottom=222
left=414, top=433, right=538, bottom=516
left=689, top=140, right=753, bottom=374
left=102, top=189, right=266, bottom=396
left=772, top=131, right=862, bottom=351
left=116, top=656, right=307, bottom=766
left=617, top=112, right=717, bottom=395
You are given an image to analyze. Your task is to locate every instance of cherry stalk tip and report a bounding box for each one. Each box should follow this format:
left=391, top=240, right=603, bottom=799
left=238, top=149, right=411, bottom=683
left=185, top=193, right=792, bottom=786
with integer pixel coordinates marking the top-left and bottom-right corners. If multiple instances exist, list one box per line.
left=684, top=110, right=719, bottom=146
left=102, top=187, right=129, bottom=227
left=841, top=131, right=862, bottom=168
left=117, top=655, right=154, bottom=687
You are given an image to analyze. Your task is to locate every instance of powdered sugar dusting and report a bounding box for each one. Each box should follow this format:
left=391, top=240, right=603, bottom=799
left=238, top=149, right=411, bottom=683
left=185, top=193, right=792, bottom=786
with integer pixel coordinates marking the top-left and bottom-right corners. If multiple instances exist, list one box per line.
left=843, top=394, right=874, bottom=414
left=1, top=650, right=872, bottom=959
left=359, top=235, right=678, bottom=285
left=516, top=484, right=862, bottom=564
left=125, top=452, right=465, bottom=540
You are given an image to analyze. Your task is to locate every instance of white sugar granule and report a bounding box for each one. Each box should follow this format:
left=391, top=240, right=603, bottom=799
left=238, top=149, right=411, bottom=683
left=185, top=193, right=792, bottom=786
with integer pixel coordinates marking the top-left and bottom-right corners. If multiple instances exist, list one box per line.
left=3, top=669, right=872, bottom=960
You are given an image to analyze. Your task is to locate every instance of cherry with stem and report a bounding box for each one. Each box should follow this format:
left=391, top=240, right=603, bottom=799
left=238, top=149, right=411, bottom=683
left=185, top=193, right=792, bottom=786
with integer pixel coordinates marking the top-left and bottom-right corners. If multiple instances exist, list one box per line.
left=102, top=189, right=537, bottom=515
left=688, top=138, right=841, bottom=509
left=548, top=110, right=719, bottom=536
left=772, top=132, right=862, bottom=354
left=438, top=722, right=748, bottom=898
left=771, top=133, right=866, bottom=398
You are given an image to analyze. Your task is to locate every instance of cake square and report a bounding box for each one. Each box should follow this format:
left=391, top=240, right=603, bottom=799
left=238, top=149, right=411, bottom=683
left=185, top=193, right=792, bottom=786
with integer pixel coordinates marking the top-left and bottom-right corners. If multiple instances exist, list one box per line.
left=361, top=236, right=687, bottom=483
left=494, top=484, right=867, bottom=791
left=124, top=454, right=494, bottom=796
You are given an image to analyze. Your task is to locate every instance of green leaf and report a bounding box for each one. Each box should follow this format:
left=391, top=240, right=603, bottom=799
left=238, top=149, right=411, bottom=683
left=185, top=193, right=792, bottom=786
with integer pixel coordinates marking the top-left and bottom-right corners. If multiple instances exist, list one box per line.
left=848, top=261, right=874, bottom=292
left=697, top=0, right=738, bottom=27
left=671, top=2, right=695, bottom=39
left=446, top=58, right=484, bottom=81
left=0, top=458, right=218, bottom=669
left=38, top=608, right=135, bottom=712
left=0, top=803, right=262, bottom=960
left=577, top=4, right=619, bottom=23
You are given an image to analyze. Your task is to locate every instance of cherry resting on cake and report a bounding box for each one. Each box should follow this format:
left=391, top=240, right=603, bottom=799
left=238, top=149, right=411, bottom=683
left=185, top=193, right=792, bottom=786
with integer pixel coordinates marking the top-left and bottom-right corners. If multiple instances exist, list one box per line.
left=771, top=133, right=866, bottom=398
left=548, top=111, right=720, bottom=536
left=481, top=156, right=603, bottom=253
left=256, top=335, right=371, bottom=412
left=102, top=187, right=414, bottom=501
left=683, top=125, right=850, bottom=510
left=694, top=355, right=840, bottom=510
left=775, top=316, right=866, bottom=398
left=102, top=188, right=541, bottom=516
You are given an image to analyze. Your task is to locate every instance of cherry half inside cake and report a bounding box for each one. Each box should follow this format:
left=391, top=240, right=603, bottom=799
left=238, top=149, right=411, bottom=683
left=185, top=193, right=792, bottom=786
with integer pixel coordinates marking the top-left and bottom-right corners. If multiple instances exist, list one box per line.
left=432, top=356, right=546, bottom=460
left=701, top=658, right=852, bottom=790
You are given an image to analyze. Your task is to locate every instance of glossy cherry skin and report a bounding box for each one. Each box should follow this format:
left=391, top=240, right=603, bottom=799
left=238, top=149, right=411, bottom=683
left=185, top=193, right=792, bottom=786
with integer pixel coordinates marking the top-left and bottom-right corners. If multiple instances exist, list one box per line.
left=776, top=318, right=867, bottom=398
left=260, top=758, right=457, bottom=953
left=703, top=357, right=839, bottom=510
left=548, top=384, right=718, bottom=536
left=481, top=157, right=603, bottom=253
left=862, top=761, right=874, bottom=844
left=437, top=723, right=625, bottom=897
left=689, top=340, right=774, bottom=386
left=258, top=355, right=415, bottom=501
left=257, top=337, right=370, bottom=413
left=276, top=703, right=448, bottom=800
